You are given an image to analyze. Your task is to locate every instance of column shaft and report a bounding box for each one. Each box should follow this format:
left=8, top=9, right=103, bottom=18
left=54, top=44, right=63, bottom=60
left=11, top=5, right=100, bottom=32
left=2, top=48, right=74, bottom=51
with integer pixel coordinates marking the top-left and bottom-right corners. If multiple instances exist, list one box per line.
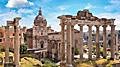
left=14, top=26, right=20, bottom=67
left=111, top=25, right=116, bottom=59
left=60, top=23, right=65, bottom=67
left=79, top=25, right=84, bottom=60
left=70, top=25, right=74, bottom=64
left=103, top=25, right=107, bottom=58
left=66, top=24, right=70, bottom=65
left=88, top=25, right=92, bottom=60
left=95, top=25, right=100, bottom=58
left=5, top=26, right=10, bottom=63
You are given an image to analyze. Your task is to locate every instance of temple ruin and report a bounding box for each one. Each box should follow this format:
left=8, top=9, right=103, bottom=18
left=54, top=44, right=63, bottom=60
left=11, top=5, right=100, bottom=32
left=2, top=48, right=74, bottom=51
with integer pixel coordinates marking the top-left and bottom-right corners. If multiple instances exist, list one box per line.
left=58, top=9, right=116, bottom=67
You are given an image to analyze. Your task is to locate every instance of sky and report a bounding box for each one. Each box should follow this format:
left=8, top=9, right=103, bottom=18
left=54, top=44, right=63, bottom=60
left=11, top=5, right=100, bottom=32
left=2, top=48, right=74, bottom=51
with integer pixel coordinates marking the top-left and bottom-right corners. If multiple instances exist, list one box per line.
left=0, top=0, right=120, bottom=32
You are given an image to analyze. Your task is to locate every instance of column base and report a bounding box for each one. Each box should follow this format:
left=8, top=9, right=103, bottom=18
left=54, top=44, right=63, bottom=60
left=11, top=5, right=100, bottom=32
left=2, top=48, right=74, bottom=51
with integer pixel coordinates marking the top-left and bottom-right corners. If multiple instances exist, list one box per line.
left=88, top=57, right=92, bottom=60
left=4, top=62, right=14, bottom=67
left=60, top=61, right=66, bottom=67
left=80, top=58, right=83, bottom=61
left=110, top=57, right=114, bottom=60
left=4, top=62, right=9, bottom=67
left=66, top=64, right=73, bottom=67
left=103, top=56, right=106, bottom=59
left=14, top=63, right=20, bottom=67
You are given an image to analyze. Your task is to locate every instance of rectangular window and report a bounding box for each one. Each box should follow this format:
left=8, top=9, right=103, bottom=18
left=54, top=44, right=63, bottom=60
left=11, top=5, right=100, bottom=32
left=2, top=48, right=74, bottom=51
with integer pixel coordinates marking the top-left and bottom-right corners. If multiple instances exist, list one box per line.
left=0, top=39, right=2, bottom=42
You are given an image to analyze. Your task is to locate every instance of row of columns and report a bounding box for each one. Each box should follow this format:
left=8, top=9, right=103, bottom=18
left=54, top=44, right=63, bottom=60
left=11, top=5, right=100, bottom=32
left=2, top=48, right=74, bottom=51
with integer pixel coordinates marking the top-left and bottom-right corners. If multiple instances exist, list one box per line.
left=4, top=17, right=21, bottom=67
left=60, top=23, right=116, bottom=67
left=78, top=25, right=116, bottom=60
left=60, top=21, right=74, bottom=67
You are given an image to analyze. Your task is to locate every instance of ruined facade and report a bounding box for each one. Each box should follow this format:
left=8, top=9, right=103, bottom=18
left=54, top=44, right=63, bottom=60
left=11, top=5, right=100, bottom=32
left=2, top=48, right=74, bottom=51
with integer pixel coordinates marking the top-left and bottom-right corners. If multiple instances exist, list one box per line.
left=58, top=9, right=117, bottom=67
left=0, top=24, right=25, bottom=49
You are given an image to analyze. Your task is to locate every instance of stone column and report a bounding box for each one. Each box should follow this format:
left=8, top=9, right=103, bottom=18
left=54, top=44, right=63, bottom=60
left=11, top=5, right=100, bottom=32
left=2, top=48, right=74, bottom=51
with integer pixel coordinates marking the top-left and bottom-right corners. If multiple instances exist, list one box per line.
left=72, top=26, right=75, bottom=61
left=116, top=33, right=118, bottom=51
left=70, top=25, right=74, bottom=66
left=88, top=25, right=92, bottom=60
left=58, top=43, right=61, bottom=60
left=14, top=26, right=20, bottom=67
left=5, top=26, right=10, bottom=65
left=115, top=32, right=119, bottom=59
left=102, top=25, right=107, bottom=58
left=78, top=24, right=84, bottom=60
left=14, top=17, right=21, bottom=67
left=60, top=22, right=66, bottom=67
left=110, top=25, right=116, bottom=59
left=66, top=23, right=73, bottom=67
left=95, top=25, right=100, bottom=59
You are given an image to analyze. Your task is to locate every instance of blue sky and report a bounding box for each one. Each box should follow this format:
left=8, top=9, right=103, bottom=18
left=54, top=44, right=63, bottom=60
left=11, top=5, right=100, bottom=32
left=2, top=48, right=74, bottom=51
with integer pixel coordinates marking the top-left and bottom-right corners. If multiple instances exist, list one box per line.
left=0, top=0, right=120, bottom=31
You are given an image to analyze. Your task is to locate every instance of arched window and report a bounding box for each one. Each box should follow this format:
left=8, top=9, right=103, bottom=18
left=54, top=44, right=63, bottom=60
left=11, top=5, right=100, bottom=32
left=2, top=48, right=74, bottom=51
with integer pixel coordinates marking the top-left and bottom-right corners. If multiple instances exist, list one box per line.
left=41, top=32, right=43, bottom=35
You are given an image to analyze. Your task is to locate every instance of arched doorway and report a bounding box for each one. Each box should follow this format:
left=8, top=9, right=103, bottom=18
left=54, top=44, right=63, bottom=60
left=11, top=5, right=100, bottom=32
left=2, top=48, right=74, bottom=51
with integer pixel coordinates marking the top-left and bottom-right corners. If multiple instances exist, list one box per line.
left=40, top=41, right=44, bottom=48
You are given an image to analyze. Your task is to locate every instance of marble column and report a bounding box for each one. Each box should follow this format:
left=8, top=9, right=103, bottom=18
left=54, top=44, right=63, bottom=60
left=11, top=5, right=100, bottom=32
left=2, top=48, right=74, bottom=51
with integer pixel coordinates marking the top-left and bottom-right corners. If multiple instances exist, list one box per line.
left=102, top=25, right=107, bottom=58
left=66, top=23, right=73, bottom=67
left=14, top=26, right=20, bottom=67
left=110, top=25, right=116, bottom=59
left=72, top=25, right=75, bottom=61
left=14, top=18, right=21, bottom=67
left=5, top=26, right=10, bottom=64
left=60, top=22, right=66, bottom=67
left=88, top=25, right=92, bottom=60
left=115, top=32, right=119, bottom=59
left=95, top=25, right=100, bottom=59
left=70, top=25, right=74, bottom=66
left=78, top=24, right=84, bottom=60
left=116, top=33, right=118, bottom=51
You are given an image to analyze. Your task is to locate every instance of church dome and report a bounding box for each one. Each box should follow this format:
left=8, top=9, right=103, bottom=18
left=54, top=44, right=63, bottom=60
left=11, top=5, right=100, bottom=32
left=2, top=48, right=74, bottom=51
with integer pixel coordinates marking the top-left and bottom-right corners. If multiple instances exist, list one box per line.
left=34, top=8, right=47, bottom=26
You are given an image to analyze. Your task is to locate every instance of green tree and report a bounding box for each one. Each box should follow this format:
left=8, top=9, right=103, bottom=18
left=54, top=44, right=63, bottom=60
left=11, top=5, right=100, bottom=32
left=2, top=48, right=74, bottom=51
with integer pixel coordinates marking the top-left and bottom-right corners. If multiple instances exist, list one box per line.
left=20, top=44, right=28, bottom=54
left=74, top=48, right=79, bottom=55
left=0, top=44, right=4, bottom=52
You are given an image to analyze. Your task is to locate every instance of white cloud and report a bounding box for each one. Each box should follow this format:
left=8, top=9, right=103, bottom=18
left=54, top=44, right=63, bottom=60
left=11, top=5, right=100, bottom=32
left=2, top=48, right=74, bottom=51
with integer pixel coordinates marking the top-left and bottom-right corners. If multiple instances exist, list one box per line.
left=6, top=0, right=34, bottom=8
left=0, top=10, right=21, bottom=26
left=84, top=3, right=95, bottom=9
left=57, top=6, right=67, bottom=11
left=46, top=12, right=71, bottom=32
left=41, top=0, right=52, bottom=3
left=20, top=14, right=36, bottom=28
left=110, top=0, right=120, bottom=4
left=0, top=10, right=35, bottom=28
left=104, top=0, right=120, bottom=11
left=18, top=8, right=33, bottom=14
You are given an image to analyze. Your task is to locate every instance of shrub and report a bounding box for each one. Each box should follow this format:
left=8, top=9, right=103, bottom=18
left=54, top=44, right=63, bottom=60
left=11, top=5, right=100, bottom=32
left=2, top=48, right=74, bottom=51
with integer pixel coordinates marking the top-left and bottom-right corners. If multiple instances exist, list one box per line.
left=74, top=48, right=79, bottom=55
left=77, top=63, right=93, bottom=67
left=95, top=59, right=107, bottom=65
left=20, top=44, right=28, bottom=54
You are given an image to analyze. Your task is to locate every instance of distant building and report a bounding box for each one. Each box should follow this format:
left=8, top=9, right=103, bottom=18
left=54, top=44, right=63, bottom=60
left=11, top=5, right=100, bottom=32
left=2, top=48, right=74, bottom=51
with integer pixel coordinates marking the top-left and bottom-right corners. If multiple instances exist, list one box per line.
left=0, top=26, right=25, bottom=49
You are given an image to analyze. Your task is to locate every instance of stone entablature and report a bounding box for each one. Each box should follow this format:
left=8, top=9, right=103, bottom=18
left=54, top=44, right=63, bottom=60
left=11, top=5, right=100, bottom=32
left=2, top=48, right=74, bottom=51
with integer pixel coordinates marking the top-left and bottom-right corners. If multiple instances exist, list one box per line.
left=58, top=10, right=115, bottom=26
